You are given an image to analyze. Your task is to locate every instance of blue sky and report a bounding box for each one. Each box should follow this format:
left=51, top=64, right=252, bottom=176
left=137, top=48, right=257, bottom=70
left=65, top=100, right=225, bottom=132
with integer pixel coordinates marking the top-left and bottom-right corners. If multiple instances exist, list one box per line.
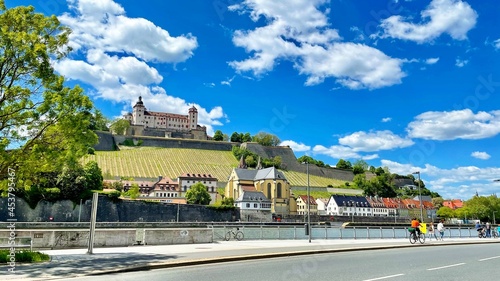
left=10, top=0, right=500, bottom=200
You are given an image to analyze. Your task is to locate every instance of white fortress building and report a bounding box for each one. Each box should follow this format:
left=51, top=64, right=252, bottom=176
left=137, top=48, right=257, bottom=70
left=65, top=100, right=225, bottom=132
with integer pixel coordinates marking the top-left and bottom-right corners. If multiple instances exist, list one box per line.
left=123, top=96, right=208, bottom=140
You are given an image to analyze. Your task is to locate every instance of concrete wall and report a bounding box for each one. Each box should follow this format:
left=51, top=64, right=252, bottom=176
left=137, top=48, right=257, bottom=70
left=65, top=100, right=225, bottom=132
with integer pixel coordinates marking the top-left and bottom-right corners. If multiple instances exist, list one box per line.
left=239, top=210, right=272, bottom=222
left=94, top=131, right=116, bottom=151
left=242, top=142, right=356, bottom=182
left=0, top=196, right=239, bottom=223
left=113, top=135, right=235, bottom=151
left=0, top=228, right=212, bottom=249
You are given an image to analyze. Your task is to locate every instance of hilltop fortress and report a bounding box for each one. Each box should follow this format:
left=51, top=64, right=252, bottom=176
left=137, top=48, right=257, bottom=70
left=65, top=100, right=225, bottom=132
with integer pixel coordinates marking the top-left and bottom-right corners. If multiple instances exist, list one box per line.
left=123, top=96, right=208, bottom=140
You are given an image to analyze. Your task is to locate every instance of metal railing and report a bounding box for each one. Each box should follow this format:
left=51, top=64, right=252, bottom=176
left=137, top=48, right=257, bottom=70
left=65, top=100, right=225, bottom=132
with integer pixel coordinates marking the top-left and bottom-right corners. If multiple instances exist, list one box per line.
left=211, top=225, right=495, bottom=241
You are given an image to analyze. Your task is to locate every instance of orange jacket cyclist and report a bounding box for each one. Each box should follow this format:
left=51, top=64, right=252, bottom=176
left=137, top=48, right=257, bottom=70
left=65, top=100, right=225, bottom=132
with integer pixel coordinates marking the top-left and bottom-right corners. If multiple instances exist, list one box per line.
left=411, top=218, right=421, bottom=235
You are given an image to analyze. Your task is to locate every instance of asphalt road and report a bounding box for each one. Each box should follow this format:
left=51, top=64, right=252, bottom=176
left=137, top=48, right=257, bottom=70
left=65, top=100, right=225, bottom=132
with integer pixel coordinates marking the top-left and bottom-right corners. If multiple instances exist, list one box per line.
left=62, top=243, right=500, bottom=281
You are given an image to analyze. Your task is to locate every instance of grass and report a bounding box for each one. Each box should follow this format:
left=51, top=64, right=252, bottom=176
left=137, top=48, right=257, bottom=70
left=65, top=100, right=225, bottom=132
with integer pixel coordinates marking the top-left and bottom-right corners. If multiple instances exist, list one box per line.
left=85, top=146, right=357, bottom=189
left=0, top=250, right=50, bottom=263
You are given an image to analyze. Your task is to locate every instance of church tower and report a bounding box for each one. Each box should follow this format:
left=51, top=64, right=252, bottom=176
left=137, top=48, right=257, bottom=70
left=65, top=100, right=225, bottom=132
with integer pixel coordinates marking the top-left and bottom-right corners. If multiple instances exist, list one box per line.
left=132, top=96, right=146, bottom=126
left=188, top=106, right=198, bottom=130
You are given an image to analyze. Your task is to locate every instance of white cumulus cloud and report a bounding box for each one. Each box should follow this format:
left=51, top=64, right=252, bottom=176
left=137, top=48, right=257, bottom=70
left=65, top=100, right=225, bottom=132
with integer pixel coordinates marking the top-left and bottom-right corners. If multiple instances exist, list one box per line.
left=407, top=109, right=500, bottom=140
left=280, top=140, right=311, bottom=152
left=229, top=0, right=405, bottom=90
left=471, top=151, right=491, bottom=160
left=339, top=130, right=414, bottom=152
left=378, top=0, right=477, bottom=43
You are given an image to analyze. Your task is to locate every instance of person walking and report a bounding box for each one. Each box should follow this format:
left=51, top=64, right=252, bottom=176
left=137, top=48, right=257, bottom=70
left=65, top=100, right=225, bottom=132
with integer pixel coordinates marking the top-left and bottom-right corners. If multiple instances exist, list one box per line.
left=437, top=219, right=445, bottom=241
left=485, top=222, right=491, bottom=238
left=428, top=222, right=437, bottom=241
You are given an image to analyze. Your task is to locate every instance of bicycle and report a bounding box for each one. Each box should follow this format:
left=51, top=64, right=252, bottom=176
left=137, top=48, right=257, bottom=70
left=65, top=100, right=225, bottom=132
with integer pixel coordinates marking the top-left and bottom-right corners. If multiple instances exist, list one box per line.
left=477, top=228, right=486, bottom=238
left=492, top=229, right=498, bottom=238
left=224, top=228, right=244, bottom=241
left=408, top=228, right=425, bottom=244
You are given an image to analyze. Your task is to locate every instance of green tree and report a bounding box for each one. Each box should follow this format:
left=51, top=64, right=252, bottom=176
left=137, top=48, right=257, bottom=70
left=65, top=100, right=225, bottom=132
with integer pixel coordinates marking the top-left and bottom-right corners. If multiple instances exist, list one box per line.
left=56, top=165, right=88, bottom=200
left=242, top=132, right=252, bottom=142
left=245, top=155, right=256, bottom=167
left=336, top=159, right=352, bottom=170
left=213, top=130, right=224, bottom=141
left=88, top=109, right=109, bottom=131
left=252, top=132, right=280, bottom=146
left=109, top=119, right=130, bottom=135
left=125, top=183, right=140, bottom=199
left=0, top=2, right=98, bottom=185
left=220, top=197, right=234, bottom=207
left=432, top=197, right=444, bottom=209
left=297, top=155, right=314, bottom=164
left=230, top=132, right=241, bottom=143
left=437, top=206, right=455, bottom=219
left=185, top=182, right=211, bottom=205
left=83, top=161, right=103, bottom=190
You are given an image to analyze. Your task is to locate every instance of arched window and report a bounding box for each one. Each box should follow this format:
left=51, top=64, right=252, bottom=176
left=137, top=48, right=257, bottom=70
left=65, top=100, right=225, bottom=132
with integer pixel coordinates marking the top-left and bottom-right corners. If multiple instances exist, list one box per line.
left=277, top=183, right=282, bottom=198
left=267, top=183, right=271, bottom=199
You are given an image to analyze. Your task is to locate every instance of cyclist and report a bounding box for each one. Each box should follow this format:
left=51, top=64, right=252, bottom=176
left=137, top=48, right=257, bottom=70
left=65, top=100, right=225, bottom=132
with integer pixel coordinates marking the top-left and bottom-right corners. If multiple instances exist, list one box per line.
left=410, top=217, right=421, bottom=236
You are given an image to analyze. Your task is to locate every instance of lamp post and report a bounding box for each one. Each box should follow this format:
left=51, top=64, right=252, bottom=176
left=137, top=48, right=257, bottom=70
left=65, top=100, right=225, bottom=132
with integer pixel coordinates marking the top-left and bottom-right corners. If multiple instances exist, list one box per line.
left=412, top=171, right=424, bottom=222
left=494, top=211, right=498, bottom=225
left=306, top=161, right=311, bottom=243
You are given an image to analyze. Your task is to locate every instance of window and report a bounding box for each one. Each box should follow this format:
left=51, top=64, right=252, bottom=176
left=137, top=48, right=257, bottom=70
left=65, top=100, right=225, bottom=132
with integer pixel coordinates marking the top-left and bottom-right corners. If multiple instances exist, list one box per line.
left=267, top=183, right=271, bottom=199
left=254, top=203, right=258, bottom=208
left=246, top=203, right=250, bottom=208
left=277, top=183, right=282, bottom=198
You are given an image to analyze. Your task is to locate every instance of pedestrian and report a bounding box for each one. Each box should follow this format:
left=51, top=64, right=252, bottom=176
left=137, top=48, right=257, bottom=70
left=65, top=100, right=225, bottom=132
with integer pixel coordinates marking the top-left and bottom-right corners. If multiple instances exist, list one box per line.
left=428, top=222, right=437, bottom=241
left=475, top=221, right=481, bottom=230
left=437, top=219, right=445, bottom=241
left=485, top=222, right=491, bottom=238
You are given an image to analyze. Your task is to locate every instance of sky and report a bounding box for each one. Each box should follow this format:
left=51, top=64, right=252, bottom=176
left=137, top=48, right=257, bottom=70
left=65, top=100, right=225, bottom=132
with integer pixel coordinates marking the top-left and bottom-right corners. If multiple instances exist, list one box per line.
left=10, top=0, right=500, bottom=200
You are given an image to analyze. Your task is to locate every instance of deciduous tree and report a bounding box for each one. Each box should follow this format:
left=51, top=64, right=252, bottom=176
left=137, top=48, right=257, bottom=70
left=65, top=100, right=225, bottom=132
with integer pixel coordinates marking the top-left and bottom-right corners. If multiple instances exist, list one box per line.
left=0, top=2, right=97, bottom=192
left=186, top=182, right=211, bottom=205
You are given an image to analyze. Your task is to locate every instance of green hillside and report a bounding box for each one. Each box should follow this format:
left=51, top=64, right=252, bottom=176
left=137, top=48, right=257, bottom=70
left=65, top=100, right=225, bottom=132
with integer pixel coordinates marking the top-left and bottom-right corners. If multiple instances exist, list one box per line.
left=84, top=146, right=352, bottom=188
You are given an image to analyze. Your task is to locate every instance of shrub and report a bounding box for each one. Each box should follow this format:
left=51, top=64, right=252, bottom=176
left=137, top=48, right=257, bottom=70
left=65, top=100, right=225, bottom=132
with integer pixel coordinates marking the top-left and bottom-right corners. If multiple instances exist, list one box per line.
left=0, top=250, right=50, bottom=263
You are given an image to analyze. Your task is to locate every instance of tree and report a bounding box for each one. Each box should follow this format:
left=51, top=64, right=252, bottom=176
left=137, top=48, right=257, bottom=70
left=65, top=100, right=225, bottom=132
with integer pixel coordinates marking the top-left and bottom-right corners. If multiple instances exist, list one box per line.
left=84, top=161, right=103, bottom=190
left=336, top=159, right=352, bottom=170
left=0, top=2, right=97, bottom=191
left=88, top=109, right=109, bottom=131
left=185, top=182, right=211, bottom=205
left=125, top=183, right=140, bottom=200
left=252, top=132, right=280, bottom=146
left=353, top=160, right=369, bottom=171
left=297, top=155, right=314, bottom=164
left=109, top=119, right=130, bottom=135
left=230, top=132, right=241, bottom=143
left=56, top=165, right=88, bottom=200
left=241, top=133, right=252, bottom=142
left=437, top=206, right=455, bottom=219
left=212, top=130, right=224, bottom=141
left=432, top=197, right=444, bottom=209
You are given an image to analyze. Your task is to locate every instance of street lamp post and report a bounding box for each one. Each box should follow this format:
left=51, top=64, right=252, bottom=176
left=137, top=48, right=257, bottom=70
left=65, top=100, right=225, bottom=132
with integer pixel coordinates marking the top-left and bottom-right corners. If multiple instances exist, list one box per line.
left=413, top=171, right=424, bottom=222
left=306, top=161, right=311, bottom=243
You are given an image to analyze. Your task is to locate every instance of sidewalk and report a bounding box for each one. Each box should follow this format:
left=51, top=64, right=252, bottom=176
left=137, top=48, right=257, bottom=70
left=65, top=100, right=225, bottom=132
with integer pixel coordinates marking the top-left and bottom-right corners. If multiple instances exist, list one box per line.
left=2, top=237, right=499, bottom=280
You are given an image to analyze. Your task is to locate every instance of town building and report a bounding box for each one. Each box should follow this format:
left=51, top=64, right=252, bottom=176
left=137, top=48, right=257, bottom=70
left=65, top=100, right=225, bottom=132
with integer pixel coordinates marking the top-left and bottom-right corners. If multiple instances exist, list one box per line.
left=296, top=195, right=318, bottom=215
left=103, top=173, right=218, bottom=204
left=235, top=191, right=272, bottom=222
left=326, top=195, right=371, bottom=217
left=178, top=173, right=218, bottom=203
left=225, top=166, right=295, bottom=218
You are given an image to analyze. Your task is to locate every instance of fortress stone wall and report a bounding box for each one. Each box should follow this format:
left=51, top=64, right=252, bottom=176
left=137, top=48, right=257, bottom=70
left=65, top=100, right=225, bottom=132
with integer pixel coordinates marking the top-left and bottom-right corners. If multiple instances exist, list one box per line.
left=242, top=142, right=355, bottom=182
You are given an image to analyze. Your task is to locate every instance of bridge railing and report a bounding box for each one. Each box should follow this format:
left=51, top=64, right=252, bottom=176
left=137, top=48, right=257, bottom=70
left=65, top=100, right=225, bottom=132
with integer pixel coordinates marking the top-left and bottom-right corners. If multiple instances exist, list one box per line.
left=212, top=225, right=485, bottom=241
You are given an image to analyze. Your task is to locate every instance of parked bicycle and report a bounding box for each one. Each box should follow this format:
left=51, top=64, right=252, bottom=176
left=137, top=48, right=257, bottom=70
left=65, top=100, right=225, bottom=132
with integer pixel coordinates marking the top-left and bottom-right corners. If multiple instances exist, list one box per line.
left=491, top=229, right=498, bottom=238
left=408, top=227, right=425, bottom=244
left=224, top=228, right=244, bottom=241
